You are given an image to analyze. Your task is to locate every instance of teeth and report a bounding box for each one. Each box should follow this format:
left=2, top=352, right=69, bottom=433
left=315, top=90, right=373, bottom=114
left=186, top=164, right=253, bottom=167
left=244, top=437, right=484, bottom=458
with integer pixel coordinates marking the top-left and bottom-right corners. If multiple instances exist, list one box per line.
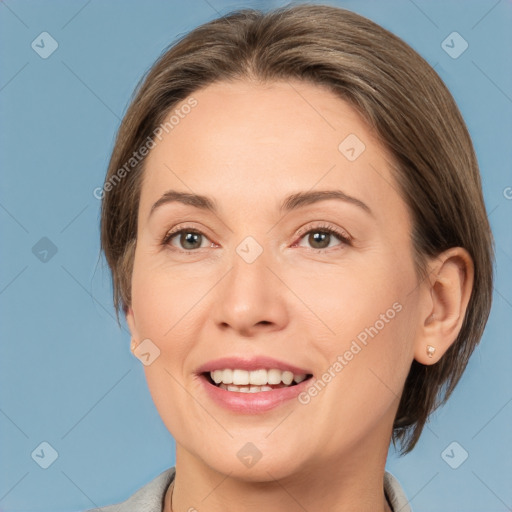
left=210, top=369, right=308, bottom=387
left=220, top=383, right=274, bottom=393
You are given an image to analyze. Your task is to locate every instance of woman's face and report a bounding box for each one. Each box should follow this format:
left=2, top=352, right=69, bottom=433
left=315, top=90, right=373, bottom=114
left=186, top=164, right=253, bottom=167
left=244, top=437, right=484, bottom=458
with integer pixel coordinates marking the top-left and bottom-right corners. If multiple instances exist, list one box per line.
left=127, top=79, right=429, bottom=480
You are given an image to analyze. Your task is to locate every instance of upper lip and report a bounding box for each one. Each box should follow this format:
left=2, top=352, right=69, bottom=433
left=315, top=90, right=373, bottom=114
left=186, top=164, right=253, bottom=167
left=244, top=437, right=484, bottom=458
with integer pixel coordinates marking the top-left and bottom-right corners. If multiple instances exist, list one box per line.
left=196, top=356, right=312, bottom=375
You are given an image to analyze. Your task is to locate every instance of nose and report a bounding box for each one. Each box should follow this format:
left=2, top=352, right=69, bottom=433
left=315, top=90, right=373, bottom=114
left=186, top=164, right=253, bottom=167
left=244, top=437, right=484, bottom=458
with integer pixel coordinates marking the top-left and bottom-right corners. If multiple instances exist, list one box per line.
left=212, top=244, right=289, bottom=337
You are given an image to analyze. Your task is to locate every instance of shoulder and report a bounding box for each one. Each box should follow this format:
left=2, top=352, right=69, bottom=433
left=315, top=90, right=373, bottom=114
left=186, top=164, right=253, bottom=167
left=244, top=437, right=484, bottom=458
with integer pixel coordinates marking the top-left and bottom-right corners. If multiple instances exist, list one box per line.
left=83, top=467, right=176, bottom=512
left=384, top=470, right=412, bottom=512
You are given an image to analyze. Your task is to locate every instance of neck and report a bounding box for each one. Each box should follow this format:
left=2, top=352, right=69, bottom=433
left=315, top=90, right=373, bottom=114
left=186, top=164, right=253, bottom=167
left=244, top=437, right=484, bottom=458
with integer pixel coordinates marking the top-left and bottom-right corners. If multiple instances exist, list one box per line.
left=165, top=440, right=393, bottom=512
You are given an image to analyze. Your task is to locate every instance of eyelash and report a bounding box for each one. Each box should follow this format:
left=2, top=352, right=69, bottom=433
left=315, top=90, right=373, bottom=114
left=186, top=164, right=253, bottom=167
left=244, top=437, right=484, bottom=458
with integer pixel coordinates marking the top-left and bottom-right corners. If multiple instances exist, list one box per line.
left=161, top=222, right=352, bottom=254
left=293, top=223, right=352, bottom=252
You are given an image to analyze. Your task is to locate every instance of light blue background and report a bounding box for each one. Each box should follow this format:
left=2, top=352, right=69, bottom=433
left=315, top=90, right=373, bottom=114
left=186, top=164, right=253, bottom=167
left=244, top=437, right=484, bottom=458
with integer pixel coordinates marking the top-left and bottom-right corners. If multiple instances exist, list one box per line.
left=0, top=1, right=511, bottom=511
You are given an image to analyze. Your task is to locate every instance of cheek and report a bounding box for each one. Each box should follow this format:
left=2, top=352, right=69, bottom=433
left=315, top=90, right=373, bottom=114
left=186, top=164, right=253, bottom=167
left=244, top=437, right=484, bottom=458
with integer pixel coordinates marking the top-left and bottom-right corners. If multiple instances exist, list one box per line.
left=130, top=258, right=208, bottom=383
left=311, top=304, right=416, bottom=443
left=302, top=254, right=411, bottom=338
left=130, top=260, right=184, bottom=339
left=141, top=363, right=196, bottom=442
left=306, top=252, right=418, bottom=389
left=131, top=262, right=199, bottom=431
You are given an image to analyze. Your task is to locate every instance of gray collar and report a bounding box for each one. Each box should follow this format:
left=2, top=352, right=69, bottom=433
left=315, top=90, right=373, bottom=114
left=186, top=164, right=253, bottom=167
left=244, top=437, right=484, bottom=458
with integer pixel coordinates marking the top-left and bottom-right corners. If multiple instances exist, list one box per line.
left=86, top=467, right=412, bottom=512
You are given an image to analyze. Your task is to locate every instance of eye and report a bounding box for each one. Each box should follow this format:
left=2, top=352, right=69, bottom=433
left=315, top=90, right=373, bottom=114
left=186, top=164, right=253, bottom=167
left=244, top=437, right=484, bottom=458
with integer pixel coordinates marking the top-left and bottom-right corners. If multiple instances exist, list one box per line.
left=293, top=223, right=352, bottom=252
left=162, top=226, right=214, bottom=252
left=162, top=222, right=351, bottom=253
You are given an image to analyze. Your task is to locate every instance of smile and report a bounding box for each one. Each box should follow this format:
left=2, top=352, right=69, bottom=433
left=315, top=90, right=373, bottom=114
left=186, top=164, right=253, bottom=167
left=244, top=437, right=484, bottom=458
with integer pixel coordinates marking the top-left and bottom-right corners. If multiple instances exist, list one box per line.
left=207, top=368, right=311, bottom=393
left=199, top=370, right=314, bottom=413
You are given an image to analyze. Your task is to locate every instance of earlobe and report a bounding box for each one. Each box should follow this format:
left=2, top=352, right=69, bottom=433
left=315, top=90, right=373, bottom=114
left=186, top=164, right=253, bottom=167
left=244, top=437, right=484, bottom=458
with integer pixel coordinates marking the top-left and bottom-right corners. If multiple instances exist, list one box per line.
left=426, top=344, right=436, bottom=358
left=414, top=248, right=474, bottom=365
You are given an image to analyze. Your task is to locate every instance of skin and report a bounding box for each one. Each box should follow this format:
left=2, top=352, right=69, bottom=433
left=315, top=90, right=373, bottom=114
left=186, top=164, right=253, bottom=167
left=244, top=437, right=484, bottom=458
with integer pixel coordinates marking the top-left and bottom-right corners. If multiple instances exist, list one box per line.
left=126, top=79, right=474, bottom=512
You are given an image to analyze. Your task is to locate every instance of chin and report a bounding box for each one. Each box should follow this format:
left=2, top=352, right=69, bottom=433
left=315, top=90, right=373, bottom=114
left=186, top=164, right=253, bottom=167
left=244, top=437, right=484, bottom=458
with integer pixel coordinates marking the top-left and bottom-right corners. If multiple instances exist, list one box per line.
left=198, top=444, right=308, bottom=483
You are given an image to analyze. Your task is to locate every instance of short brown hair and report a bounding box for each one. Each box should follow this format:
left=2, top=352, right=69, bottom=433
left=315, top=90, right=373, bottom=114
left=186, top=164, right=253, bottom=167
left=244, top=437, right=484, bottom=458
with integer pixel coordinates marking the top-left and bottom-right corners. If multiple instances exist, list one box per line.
left=100, top=3, right=494, bottom=454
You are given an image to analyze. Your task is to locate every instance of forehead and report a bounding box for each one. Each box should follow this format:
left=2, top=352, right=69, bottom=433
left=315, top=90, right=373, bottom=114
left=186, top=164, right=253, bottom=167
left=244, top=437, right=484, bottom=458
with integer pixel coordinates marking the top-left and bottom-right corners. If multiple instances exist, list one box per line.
left=140, top=79, right=405, bottom=223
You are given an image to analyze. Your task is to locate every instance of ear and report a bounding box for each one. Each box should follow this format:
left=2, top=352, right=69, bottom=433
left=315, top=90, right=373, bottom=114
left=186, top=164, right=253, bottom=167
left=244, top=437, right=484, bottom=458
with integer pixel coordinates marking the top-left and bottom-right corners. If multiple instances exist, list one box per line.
left=414, top=247, right=474, bottom=365
left=125, top=306, right=141, bottom=352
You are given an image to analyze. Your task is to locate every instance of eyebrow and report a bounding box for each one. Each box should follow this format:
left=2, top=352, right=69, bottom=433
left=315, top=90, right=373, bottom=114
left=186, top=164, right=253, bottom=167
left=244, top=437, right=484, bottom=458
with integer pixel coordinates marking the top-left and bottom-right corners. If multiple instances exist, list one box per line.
left=149, top=189, right=372, bottom=217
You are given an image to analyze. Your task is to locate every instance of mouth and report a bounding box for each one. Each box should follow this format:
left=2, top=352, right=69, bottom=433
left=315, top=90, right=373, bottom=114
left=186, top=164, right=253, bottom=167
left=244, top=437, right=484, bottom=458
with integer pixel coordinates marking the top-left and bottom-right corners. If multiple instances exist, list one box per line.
left=201, top=369, right=314, bottom=393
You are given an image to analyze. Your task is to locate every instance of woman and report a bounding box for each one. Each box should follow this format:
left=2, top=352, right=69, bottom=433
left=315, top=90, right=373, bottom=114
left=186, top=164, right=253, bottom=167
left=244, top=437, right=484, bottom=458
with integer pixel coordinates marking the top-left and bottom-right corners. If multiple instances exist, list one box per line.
left=88, top=4, right=494, bottom=511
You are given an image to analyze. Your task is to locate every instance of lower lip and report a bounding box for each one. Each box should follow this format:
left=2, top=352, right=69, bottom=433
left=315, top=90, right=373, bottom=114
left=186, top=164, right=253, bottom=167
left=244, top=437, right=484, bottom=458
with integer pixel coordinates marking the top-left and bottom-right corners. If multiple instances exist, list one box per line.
left=199, top=373, right=313, bottom=413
